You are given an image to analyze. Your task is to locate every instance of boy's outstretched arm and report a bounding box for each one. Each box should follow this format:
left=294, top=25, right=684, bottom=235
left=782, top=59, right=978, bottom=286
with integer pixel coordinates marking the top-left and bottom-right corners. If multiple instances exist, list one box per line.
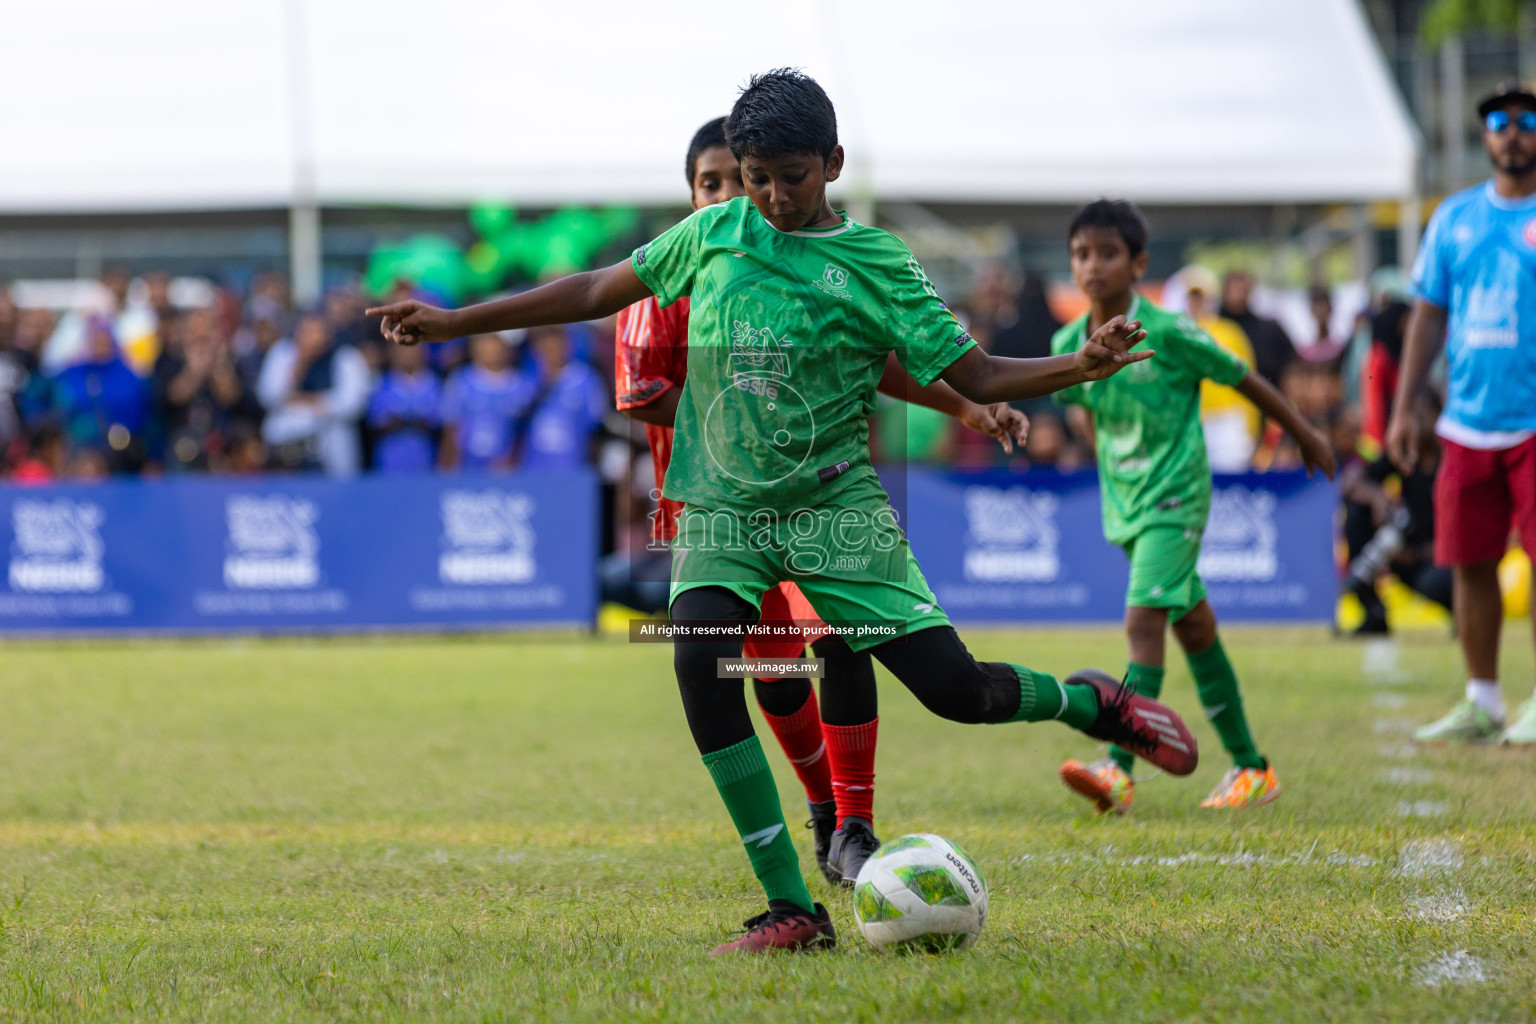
left=1235, top=372, right=1337, bottom=479
left=366, top=261, right=654, bottom=346
left=939, top=315, right=1151, bottom=405
left=877, top=353, right=1029, bottom=453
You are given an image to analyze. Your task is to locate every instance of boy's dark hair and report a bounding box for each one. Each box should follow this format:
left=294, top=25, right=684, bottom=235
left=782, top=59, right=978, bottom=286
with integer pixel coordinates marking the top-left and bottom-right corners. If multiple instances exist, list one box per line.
left=685, top=116, right=729, bottom=185
left=1068, top=199, right=1149, bottom=257
left=724, top=68, right=838, bottom=162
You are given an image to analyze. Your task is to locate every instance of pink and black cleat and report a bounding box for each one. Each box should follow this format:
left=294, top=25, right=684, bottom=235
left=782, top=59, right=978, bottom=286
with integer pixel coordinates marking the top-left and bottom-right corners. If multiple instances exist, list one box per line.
left=1067, top=668, right=1199, bottom=776
left=709, top=901, right=838, bottom=955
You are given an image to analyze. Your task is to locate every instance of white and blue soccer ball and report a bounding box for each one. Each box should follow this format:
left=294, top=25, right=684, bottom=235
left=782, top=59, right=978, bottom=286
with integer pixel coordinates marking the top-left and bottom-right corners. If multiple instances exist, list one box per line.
left=851, top=833, right=988, bottom=952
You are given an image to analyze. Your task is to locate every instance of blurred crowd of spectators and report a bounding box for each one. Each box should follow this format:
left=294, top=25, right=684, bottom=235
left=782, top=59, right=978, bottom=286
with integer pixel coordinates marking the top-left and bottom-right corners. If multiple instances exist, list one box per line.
left=0, top=269, right=610, bottom=484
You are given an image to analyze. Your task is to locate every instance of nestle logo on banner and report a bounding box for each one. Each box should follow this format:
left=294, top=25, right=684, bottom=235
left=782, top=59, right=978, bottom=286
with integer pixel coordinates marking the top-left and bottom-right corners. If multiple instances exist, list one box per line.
left=962, top=487, right=1060, bottom=582
left=7, top=499, right=106, bottom=593
left=439, top=491, right=536, bottom=585
left=1198, top=487, right=1278, bottom=582
left=223, top=495, right=321, bottom=590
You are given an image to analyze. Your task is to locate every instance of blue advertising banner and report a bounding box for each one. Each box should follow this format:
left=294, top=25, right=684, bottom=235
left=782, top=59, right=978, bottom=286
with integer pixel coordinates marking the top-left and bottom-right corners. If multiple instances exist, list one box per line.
left=899, top=468, right=1336, bottom=623
left=0, top=472, right=597, bottom=635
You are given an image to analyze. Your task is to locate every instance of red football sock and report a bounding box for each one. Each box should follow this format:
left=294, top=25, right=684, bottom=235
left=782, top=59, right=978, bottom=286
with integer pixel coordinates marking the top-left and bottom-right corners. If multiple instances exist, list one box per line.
left=759, top=688, right=835, bottom=805
left=823, top=718, right=878, bottom=827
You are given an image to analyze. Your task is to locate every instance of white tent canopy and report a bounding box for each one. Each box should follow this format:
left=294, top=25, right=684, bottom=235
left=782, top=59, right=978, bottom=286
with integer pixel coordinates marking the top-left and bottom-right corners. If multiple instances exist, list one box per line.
left=6, top=0, right=1419, bottom=212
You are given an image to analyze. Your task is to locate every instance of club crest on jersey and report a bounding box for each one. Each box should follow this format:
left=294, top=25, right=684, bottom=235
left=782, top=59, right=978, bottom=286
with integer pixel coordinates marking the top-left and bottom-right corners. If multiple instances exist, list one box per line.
left=1523, top=218, right=1536, bottom=248
left=813, top=262, right=852, bottom=299
left=730, top=320, right=791, bottom=397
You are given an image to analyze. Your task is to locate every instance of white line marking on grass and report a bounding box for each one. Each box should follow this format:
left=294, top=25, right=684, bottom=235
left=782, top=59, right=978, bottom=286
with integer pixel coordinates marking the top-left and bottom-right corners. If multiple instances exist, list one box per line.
left=1361, top=639, right=1408, bottom=684
left=1379, top=742, right=1422, bottom=759
left=1372, top=693, right=1408, bottom=708
left=1014, top=846, right=1377, bottom=870
left=1414, top=950, right=1488, bottom=987
left=1397, top=838, right=1463, bottom=876
left=1397, top=800, right=1449, bottom=818
left=1406, top=888, right=1469, bottom=922
left=1374, top=718, right=1419, bottom=734
left=1381, top=767, right=1435, bottom=786
left=1398, top=841, right=1480, bottom=979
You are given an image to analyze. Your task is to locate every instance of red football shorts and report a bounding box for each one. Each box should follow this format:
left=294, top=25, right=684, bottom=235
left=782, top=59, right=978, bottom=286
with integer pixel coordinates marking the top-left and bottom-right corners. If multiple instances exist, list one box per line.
left=1434, top=435, right=1536, bottom=566
left=742, top=582, right=832, bottom=664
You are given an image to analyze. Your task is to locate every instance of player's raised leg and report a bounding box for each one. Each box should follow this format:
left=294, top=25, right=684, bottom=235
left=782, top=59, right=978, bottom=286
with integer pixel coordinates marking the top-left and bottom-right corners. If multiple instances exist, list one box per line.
left=863, top=625, right=1198, bottom=773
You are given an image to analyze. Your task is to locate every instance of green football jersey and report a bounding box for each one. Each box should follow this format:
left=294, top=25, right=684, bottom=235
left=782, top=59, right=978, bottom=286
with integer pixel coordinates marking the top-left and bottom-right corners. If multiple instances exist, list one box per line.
left=1051, top=296, right=1249, bottom=544
left=631, top=197, right=975, bottom=513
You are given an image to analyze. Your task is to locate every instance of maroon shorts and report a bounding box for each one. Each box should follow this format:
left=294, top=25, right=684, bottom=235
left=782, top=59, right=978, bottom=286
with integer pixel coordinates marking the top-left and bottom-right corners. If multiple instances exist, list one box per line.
left=1434, top=435, right=1536, bottom=566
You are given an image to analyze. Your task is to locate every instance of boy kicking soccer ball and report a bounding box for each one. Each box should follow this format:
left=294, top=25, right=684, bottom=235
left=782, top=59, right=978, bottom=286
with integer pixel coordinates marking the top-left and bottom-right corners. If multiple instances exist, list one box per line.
left=615, top=116, right=1029, bottom=887
left=1052, top=200, right=1336, bottom=815
left=370, top=71, right=1200, bottom=955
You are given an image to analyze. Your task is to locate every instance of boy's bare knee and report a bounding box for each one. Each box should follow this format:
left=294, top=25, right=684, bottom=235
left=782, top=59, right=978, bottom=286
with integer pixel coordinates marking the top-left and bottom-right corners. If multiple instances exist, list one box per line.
left=1172, top=600, right=1218, bottom=652
left=1125, top=606, right=1166, bottom=643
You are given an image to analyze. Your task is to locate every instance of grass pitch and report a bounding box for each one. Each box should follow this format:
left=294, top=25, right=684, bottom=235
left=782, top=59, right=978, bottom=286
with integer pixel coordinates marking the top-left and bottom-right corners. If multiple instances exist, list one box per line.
left=0, top=627, right=1533, bottom=1022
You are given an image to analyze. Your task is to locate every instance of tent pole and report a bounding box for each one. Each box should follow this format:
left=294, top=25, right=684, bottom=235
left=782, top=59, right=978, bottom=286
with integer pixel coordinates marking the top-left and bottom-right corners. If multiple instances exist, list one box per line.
left=1397, top=191, right=1420, bottom=272
left=1439, top=36, right=1465, bottom=191
left=289, top=192, right=322, bottom=309
left=286, top=0, right=321, bottom=307
left=1352, top=203, right=1376, bottom=279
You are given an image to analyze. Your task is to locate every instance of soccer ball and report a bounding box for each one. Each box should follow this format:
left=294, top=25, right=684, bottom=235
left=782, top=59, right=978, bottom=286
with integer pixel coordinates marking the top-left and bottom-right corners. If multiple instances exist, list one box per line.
left=851, top=833, right=988, bottom=952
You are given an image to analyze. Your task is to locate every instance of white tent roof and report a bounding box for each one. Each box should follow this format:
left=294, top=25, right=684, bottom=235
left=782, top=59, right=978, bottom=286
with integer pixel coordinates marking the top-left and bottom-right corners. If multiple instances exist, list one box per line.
left=4, top=0, right=1419, bottom=212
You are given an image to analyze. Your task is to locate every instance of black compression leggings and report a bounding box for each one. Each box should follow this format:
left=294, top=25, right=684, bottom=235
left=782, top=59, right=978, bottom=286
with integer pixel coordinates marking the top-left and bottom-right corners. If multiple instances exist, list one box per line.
left=751, top=636, right=878, bottom=726
left=672, top=586, right=1023, bottom=754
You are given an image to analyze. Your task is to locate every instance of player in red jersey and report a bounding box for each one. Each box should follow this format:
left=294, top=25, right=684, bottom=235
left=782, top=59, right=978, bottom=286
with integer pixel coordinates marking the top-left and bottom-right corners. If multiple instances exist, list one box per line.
left=614, top=117, right=1029, bottom=887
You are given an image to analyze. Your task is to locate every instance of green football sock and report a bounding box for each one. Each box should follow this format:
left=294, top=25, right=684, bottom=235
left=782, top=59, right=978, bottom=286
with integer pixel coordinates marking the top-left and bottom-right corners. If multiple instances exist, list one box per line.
left=702, top=736, right=816, bottom=914
left=1110, top=662, right=1166, bottom=774
left=998, top=665, right=1097, bottom=730
left=1186, top=637, right=1265, bottom=770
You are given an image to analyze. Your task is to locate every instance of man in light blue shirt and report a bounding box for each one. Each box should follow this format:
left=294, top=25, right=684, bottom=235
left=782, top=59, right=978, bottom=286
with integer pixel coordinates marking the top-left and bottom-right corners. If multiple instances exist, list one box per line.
left=1391, top=81, right=1536, bottom=745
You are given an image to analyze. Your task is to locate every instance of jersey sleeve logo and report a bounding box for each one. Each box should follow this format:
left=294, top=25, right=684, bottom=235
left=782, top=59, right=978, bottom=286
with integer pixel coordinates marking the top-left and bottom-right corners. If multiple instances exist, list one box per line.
left=812, top=262, right=853, bottom=300
left=906, top=257, right=941, bottom=299
left=635, top=244, right=648, bottom=265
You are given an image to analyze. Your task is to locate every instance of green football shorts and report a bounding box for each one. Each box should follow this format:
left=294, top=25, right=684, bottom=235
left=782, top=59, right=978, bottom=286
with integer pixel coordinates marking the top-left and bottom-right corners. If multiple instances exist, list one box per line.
left=1122, top=524, right=1207, bottom=621
left=667, top=475, right=952, bottom=652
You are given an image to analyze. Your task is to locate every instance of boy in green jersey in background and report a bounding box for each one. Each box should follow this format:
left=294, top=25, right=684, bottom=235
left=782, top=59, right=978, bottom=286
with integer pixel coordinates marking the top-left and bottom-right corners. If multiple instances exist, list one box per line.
left=1052, top=200, right=1337, bottom=815
left=370, top=74, right=1202, bottom=955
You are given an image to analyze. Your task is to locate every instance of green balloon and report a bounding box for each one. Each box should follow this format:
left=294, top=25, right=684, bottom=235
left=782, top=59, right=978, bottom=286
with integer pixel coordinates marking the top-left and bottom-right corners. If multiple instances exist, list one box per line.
left=365, top=203, right=643, bottom=300
left=469, top=202, right=515, bottom=239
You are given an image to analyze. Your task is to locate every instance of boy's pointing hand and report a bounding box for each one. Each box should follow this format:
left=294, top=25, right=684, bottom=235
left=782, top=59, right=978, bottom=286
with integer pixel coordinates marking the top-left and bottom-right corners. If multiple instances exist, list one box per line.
left=365, top=300, right=455, bottom=347
left=1076, top=315, right=1152, bottom=381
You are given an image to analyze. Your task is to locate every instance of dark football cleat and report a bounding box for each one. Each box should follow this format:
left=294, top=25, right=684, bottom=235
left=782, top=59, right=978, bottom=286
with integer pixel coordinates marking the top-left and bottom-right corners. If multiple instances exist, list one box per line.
left=1067, top=668, right=1199, bottom=776
left=709, top=901, right=837, bottom=955
left=825, top=817, right=881, bottom=887
left=806, top=799, right=841, bottom=886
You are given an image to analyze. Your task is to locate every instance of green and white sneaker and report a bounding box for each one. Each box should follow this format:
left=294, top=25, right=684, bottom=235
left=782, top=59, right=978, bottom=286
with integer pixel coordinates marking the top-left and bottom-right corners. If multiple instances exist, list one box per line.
left=1413, top=700, right=1503, bottom=744
left=1496, top=698, right=1536, bottom=746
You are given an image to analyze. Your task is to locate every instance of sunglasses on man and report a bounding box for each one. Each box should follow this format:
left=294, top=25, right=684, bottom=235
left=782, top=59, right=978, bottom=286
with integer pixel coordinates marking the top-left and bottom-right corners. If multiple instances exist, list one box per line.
left=1485, top=109, right=1536, bottom=134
